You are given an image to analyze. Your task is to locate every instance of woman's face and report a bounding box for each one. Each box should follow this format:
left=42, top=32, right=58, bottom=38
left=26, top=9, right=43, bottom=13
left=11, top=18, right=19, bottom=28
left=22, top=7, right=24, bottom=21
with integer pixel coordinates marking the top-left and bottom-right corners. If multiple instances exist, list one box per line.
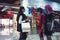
left=22, top=9, right=25, bottom=12
left=55, top=15, right=59, bottom=19
left=46, top=8, right=50, bottom=14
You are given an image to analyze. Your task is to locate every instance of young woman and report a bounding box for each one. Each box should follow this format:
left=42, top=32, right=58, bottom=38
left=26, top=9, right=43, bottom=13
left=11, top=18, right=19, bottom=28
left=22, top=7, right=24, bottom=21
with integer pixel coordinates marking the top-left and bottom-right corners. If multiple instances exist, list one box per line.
left=17, top=6, right=29, bottom=40
left=44, top=5, right=54, bottom=40
left=33, top=8, right=45, bottom=40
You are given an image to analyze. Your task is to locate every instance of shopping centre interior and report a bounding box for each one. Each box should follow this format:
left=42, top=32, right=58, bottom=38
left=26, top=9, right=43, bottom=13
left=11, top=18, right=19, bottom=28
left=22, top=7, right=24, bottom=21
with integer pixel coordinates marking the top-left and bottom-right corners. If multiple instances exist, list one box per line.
left=0, top=0, right=60, bottom=40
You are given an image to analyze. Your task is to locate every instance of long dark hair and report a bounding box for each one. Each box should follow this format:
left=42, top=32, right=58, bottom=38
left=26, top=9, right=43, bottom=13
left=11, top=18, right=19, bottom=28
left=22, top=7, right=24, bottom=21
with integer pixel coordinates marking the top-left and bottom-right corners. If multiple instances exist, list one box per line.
left=17, top=6, right=25, bottom=21
left=37, top=8, right=43, bottom=13
left=18, top=6, right=25, bottom=14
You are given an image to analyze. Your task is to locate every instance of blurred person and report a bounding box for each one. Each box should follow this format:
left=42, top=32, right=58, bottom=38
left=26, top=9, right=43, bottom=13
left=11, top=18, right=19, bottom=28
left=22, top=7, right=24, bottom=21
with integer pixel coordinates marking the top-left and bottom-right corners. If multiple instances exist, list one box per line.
left=16, top=6, right=30, bottom=40
left=44, top=5, right=54, bottom=40
left=53, top=12, right=60, bottom=32
left=34, top=8, right=45, bottom=40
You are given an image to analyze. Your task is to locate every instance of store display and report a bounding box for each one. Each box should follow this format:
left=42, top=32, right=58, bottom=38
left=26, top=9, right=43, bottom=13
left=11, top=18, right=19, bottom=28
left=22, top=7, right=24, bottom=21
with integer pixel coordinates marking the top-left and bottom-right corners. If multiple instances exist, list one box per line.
left=0, top=6, right=14, bottom=35
left=0, top=19, right=10, bottom=35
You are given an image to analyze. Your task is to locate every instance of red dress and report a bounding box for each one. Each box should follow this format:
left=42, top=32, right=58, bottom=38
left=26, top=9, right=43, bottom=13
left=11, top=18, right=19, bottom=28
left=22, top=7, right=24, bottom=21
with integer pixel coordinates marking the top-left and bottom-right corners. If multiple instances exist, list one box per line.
left=36, top=14, right=45, bottom=37
left=35, top=14, right=45, bottom=37
left=32, top=9, right=45, bottom=37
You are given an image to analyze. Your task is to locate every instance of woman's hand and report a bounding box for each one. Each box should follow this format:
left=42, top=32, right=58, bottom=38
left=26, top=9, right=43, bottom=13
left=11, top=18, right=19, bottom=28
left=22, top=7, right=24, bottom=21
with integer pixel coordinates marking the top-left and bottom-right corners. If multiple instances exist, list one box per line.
left=25, top=18, right=31, bottom=22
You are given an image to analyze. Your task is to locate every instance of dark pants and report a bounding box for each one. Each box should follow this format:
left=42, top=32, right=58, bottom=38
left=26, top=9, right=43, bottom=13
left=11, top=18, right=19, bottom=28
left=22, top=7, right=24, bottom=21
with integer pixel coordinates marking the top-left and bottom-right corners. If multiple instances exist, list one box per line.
left=19, top=32, right=28, bottom=40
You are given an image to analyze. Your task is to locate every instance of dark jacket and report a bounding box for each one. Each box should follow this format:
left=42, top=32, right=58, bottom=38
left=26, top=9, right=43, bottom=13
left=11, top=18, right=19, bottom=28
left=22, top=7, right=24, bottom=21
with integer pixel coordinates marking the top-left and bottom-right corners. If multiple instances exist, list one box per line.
left=17, top=13, right=27, bottom=32
left=44, top=13, right=54, bottom=36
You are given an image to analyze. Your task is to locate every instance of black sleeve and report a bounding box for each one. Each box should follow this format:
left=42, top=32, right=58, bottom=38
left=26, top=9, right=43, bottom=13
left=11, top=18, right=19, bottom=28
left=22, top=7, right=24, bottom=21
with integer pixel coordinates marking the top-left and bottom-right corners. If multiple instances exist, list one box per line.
left=51, top=13, right=54, bottom=20
left=16, top=7, right=20, bottom=22
left=16, top=13, right=20, bottom=22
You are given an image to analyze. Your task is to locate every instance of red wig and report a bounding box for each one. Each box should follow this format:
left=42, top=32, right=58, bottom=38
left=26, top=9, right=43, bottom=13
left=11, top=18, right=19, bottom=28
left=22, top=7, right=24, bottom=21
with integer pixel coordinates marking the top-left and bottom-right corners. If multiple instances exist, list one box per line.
left=45, top=5, right=53, bottom=13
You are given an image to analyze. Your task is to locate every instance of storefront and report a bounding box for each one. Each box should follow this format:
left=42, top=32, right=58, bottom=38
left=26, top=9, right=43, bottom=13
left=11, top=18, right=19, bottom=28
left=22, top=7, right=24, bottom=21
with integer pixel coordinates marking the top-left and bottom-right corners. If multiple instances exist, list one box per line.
left=0, top=0, right=20, bottom=36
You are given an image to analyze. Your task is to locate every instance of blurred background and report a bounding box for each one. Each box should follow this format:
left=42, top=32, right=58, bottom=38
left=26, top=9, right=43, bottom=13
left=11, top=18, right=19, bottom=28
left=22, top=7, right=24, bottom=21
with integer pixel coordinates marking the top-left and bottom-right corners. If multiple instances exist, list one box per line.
left=0, top=0, right=60, bottom=40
